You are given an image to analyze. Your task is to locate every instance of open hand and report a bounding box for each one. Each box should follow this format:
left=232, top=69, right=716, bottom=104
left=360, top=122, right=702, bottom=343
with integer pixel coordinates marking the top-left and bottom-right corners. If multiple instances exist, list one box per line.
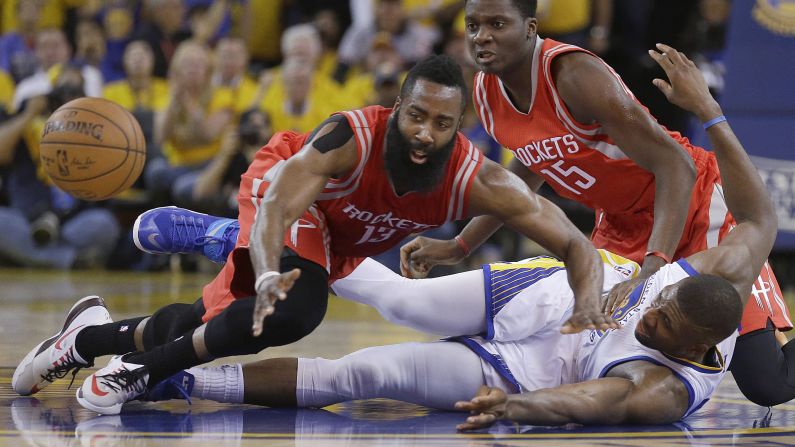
left=252, top=268, right=301, bottom=336
left=648, top=43, right=721, bottom=120
left=454, top=386, right=508, bottom=431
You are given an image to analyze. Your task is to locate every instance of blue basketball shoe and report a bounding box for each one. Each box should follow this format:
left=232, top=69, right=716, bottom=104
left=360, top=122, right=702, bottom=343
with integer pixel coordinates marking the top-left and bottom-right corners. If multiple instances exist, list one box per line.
left=140, top=370, right=195, bottom=404
left=133, top=207, right=239, bottom=264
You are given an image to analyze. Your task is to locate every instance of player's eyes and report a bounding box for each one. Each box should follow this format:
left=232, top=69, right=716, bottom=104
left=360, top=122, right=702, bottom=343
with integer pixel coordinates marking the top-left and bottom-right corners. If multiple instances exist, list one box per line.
left=493, top=21, right=504, bottom=29
left=466, top=22, right=477, bottom=32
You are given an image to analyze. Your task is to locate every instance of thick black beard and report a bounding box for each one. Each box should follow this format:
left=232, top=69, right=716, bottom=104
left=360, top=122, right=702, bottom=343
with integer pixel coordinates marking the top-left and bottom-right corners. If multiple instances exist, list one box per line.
left=384, top=114, right=456, bottom=195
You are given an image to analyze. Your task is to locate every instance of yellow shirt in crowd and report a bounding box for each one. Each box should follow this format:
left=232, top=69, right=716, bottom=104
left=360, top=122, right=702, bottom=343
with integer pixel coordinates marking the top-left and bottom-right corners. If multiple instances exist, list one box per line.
left=259, top=71, right=346, bottom=133
left=102, top=78, right=171, bottom=113
left=217, top=76, right=259, bottom=114
left=536, top=0, right=591, bottom=35
left=0, top=70, right=14, bottom=113
left=1, top=0, right=84, bottom=34
left=162, top=88, right=234, bottom=167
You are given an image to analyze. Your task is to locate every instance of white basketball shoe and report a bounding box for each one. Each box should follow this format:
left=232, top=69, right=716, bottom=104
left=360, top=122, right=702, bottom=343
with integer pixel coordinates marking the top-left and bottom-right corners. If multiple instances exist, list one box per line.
left=77, top=354, right=149, bottom=415
left=12, top=295, right=112, bottom=395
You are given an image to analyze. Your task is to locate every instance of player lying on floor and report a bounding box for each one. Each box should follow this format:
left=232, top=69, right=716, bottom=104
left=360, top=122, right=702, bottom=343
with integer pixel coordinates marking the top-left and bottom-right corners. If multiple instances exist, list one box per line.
left=141, top=45, right=774, bottom=428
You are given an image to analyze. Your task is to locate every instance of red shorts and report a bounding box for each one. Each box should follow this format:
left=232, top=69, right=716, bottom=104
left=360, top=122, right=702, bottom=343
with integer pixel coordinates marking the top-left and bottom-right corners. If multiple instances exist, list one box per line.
left=592, top=155, right=791, bottom=334
left=200, top=158, right=364, bottom=323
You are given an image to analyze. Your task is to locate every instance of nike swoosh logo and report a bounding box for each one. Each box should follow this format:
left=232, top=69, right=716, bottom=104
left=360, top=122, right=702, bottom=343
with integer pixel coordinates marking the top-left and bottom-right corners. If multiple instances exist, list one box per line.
left=147, top=233, right=166, bottom=251
left=91, top=375, right=109, bottom=396
left=54, top=324, right=85, bottom=350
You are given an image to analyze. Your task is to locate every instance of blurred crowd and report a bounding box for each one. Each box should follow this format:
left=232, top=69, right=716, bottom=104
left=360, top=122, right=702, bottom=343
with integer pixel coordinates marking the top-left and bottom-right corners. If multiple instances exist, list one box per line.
left=0, top=0, right=732, bottom=272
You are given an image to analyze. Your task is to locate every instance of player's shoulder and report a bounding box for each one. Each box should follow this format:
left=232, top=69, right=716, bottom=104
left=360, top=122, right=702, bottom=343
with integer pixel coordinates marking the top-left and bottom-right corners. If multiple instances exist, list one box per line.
left=550, top=50, right=607, bottom=85
left=337, top=105, right=391, bottom=129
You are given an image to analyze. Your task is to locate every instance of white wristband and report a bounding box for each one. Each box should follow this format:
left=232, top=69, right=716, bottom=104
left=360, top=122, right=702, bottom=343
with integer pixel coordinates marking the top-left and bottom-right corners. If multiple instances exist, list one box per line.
left=254, top=271, right=280, bottom=293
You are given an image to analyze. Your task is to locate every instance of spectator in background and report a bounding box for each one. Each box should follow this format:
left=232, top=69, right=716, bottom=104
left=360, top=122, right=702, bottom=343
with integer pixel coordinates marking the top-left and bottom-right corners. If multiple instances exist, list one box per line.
left=74, top=19, right=115, bottom=85
left=338, top=0, right=439, bottom=73
left=0, top=67, right=120, bottom=269
left=1, top=0, right=74, bottom=35
left=12, top=28, right=103, bottom=112
left=536, top=0, right=613, bottom=54
left=342, top=33, right=406, bottom=108
left=186, top=0, right=235, bottom=45
left=259, top=57, right=339, bottom=133
left=313, top=8, right=346, bottom=82
left=103, top=40, right=170, bottom=145
left=257, top=24, right=345, bottom=131
left=98, top=1, right=139, bottom=83
left=132, top=0, right=192, bottom=78
left=212, top=37, right=259, bottom=114
left=243, top=0, right=284, bottom=69
left=0, top=0, right=41, bottom=83
left=147, top=40, right=233, bottom=207
left=371, top=63, right=402, bottom=107
left=0, top=70, right=14, bottom=112
left=190, top=108, right=272, bottom=216
left=280, top=23, right=323, bottom=66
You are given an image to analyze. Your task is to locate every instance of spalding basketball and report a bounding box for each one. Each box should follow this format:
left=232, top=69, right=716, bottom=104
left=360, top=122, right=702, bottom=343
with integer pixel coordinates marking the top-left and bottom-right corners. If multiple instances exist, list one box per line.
left=40, top=97, right=146, bottom=201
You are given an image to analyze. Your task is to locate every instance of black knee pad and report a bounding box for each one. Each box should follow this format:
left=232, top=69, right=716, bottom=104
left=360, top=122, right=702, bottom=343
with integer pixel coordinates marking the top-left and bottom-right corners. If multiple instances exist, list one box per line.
left=143, top=299, right=205, bottom=350
left=731, top=327, right=795, bottom=406
left=204, top=256, right=329, bottom=357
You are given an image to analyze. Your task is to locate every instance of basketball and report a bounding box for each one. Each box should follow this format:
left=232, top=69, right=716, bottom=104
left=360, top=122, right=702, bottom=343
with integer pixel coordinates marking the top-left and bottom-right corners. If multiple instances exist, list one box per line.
left=39, top=97, right=146, bottom=201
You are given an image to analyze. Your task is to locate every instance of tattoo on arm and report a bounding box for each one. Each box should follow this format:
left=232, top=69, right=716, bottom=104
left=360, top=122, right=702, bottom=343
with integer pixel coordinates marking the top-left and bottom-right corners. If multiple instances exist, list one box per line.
left=307, top=114, right=355, bottom=153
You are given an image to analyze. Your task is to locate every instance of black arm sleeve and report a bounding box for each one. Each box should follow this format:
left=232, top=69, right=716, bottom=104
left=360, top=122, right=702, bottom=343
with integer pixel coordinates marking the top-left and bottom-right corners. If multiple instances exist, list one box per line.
left=306, top=114, right=355, bottom=153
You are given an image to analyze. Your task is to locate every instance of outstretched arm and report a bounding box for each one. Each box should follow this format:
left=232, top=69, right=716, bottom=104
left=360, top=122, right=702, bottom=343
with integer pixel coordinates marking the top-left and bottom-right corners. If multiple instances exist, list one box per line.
left=466, top=158, right=614, bottom=333
left=249, top=116, right=358, bottom=334
left=456, top=363, right=687, bottom=429
left=400, top=157, right=544, bottom=278
left=648, top=44, right=778, bottom=299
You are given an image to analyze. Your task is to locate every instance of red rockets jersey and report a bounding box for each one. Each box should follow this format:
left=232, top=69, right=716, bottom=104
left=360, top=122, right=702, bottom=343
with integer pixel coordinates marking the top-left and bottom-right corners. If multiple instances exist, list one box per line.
left=244, top=105, right=484, bottom=259
left=472, top=37, right=709, bottom=214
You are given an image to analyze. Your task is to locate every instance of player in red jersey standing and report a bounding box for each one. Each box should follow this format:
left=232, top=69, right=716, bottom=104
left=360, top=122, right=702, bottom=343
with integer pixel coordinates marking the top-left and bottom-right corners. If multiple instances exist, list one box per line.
left=13, top=55, right=614, bottom=414
left=402, top=0, right=794, bottom=406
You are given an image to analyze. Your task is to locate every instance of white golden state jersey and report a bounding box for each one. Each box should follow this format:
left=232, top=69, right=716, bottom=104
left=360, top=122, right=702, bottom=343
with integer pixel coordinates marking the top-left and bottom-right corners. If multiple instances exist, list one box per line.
left=576, top=259, right=738, bottom=417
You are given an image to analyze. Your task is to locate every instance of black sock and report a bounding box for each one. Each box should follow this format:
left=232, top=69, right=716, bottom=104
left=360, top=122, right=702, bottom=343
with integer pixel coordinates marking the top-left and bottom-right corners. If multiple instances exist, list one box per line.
left=125, top=329, right=201, bottom=386
left=75, top=317, right=147, bottom=361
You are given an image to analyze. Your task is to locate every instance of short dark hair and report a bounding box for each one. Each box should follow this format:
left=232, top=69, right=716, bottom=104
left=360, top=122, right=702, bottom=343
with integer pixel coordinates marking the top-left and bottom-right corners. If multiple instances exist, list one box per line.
left=676, top=275, right=743, bottom=345
left=400, top=54, right=467, bottom=110
left=465, top=0, right=537, bottom=18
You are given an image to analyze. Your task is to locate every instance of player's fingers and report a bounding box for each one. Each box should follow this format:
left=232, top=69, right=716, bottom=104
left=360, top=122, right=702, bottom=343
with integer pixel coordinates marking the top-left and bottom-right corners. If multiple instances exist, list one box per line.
left=606, top=280, right=636, bottom=314
left=400, top=241, right=420, bottom=277
left=655, top=43, right=677, bottom=60
left=648, top=48, right=673, bottom=70
left=252, top=301, right=265, bottom=336
left=463, top=413, right=497, bottom=428
left=454, top=400, right=477, bottom=411
left=279, top=268, right=302, bottom=293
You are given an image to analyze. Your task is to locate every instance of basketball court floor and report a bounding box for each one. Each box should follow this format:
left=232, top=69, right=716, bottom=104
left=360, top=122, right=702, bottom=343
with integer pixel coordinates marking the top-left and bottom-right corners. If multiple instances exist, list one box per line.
left=2, top=268, right=794, bottom=446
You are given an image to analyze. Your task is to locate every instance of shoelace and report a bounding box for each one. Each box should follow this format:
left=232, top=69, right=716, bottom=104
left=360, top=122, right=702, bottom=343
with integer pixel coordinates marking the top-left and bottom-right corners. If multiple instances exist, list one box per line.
left=169, top=215, right=207, bottom=252
left=99, top=367, right=148, bottom=395
left=40, top=349, right=91, bottom=389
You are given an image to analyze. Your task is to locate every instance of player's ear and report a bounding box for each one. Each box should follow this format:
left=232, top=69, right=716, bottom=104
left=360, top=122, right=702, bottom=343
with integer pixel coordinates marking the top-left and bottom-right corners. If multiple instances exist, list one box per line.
left=526, top=17, right=538, bottom=40
left=393, top=96, right=401, bottom=110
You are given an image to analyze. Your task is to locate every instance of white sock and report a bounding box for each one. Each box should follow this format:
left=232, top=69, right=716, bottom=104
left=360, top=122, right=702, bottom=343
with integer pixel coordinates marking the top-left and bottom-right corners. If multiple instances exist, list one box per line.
left=188, top=364, right=245, bottom=403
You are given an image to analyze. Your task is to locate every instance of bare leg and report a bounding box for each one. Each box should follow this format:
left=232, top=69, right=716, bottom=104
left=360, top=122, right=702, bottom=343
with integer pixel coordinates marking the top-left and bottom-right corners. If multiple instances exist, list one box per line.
left=241, top=358, right=298, bottom=407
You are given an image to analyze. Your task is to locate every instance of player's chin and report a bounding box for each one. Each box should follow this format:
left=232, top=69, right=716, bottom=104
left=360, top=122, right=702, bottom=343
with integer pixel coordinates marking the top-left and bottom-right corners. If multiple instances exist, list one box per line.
left=634, top=328, right=653, bottom=347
